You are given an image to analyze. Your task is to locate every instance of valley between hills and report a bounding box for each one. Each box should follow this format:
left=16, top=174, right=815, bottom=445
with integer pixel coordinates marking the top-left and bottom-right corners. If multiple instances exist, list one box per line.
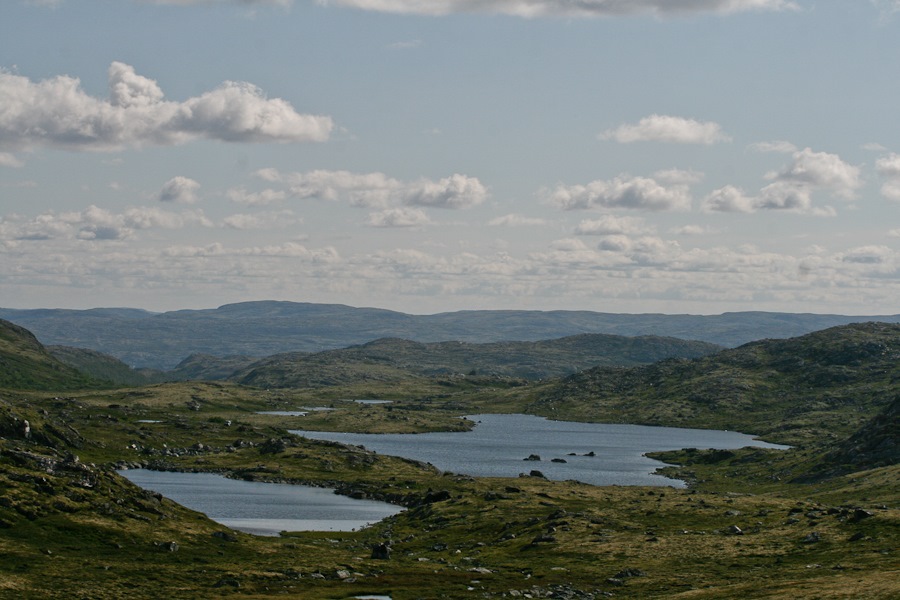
left=0, top=305, right=897, bottom=599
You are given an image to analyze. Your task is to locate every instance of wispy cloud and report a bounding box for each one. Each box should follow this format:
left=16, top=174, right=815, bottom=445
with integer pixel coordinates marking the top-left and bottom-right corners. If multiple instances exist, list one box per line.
left=317, top=0, right=797, bottom=18
left=600, top=115, right=731, bottom=145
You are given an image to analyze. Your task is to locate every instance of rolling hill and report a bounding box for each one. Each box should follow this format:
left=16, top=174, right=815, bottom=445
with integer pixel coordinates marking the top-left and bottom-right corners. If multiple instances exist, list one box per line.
left=230, top=333, right=723, bottom=388
left=2, top=301, right=899, bottom=369
left=0, top=320, right=100, bottom=391
left=531, top=322, right=900, bottom=446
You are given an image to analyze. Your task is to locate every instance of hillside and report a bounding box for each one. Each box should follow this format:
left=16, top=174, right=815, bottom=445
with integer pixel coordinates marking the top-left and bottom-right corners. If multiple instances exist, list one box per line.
left=48, top=345, right=166, bottom=386
left=0, top=320, right=99, bottom=390
left=531, top=322, right=900, bottom=445
left=231, top=333, right=722, bottom=388
left=0, top=321, right=897, bottom=598
left=2, top=301, right=898, bottom=369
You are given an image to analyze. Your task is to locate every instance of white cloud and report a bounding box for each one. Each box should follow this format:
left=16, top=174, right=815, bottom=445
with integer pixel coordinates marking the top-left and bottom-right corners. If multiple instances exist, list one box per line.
left=223, top=210, right=299, bottom=230
left=766, top=147, right=861, bottom=199
left=702, top=185, right=757, bottom=213
left=159, top=176, right=201, bottom=204
left=403, top=174, right=488, bottom=209
left=0, top=152, right=25, bottom=168
left=672, top=225, right=708, bottom=236
left=1, top=205, right=210, bottom=242
left=840, top=245, right=894, bottom=265
left=574, top=214, right=651, bottom=236
left=226, top=187, right=287, bottom=205
left=488, top=213, right=547, bottom=227
left=149, top=0, right=292, bottom=5
left=862, top=142, right=888, bottom=152
left=875, top=153, right=900, bottom=200
left=261, top=168, right=487, bottom=209
left=880, top=180, right=900, bottom=201
left=876, top=153, right=900, bottom=177
left=600, top=114, right=731, bottom=145
left=0, top=62, right=332, bottom=152
left=705, top=148, right=861, bottom=214
left=653, top=168, right=705, bottom=185
left=749, top=140, right=798, bottom=153
left=547, top=173, right=693, bottom=212
left=367, top=207, right=432, bottom=228
left=123, top=206, right=211, bottom=229
left=318, top=0, right=797, bottom=18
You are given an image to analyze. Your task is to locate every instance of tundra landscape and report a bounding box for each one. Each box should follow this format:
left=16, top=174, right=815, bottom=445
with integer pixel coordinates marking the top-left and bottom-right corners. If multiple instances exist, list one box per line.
left=0, top=304, right=897, bottom=599
left=4, top=2, right=900, bottom=598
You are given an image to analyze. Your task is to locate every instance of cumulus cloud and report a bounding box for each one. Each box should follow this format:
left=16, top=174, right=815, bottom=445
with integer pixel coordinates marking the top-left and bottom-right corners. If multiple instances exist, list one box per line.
left=403, top=174, right=488, bottom=209
left=259, top=168, right=488, bottom=210
left=0, top=62, right=332, bottom=152
left=547, top=173, right=693, bottom=212
left=766, top=147, right=861, bottom=198
left=367, top=207, right=432, bottom=228
left=600, top=115, right=731, bottom=145
left=1, top=205, right=210, bottom=241
left=875, top=153, right=900, bottom=200
left=317, top=0, right=796, bottom=18
left=159, top=176, right=201, bottom=204
left=704, top=148, right=860, bottom=214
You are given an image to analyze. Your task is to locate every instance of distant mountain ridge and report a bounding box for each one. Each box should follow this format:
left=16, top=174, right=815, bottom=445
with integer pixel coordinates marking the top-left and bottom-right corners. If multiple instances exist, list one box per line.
left=229, top=333, right=722, bottom=388
left=2, top=301, right=899, bottom=369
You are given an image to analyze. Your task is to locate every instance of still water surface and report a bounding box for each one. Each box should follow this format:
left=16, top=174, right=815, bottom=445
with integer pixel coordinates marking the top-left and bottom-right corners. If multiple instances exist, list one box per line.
left=293, top=413, right=788, bottom=488
left=119, top=470, right=403, bottom=536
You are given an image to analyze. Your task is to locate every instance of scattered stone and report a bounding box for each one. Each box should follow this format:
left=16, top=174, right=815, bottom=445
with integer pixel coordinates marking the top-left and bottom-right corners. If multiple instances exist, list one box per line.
left=156, top=541, right=179, bottom=552
left=524, top=454, right=541, bottom=462
left=529, top=470, right=546, bottom=479
left=335, top=569, right=351, bottom=579
left=212, top=531, right=237, bottom=542
left=802, top=532, right=821, bottom=544
left=848, top=532, right=866, bottom=542
left=727, top=525, right=743, bottom=535
left=551, top=458, right=567, bottom=463
left=371, top=542, right=391, bottom=560
left=852, top=508, right=874, bottom=521
left=614, top=568, right=646, bottom=578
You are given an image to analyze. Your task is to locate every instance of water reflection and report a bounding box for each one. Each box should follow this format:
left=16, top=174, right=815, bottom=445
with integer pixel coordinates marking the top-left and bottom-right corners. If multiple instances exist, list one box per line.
left=119, top=470, right=402, bottom=536
left=294, top=414, right=788, bottom=488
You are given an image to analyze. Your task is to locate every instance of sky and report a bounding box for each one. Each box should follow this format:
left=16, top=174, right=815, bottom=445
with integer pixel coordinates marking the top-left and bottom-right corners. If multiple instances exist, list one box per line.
left=1, top=1, right=899, bottom=316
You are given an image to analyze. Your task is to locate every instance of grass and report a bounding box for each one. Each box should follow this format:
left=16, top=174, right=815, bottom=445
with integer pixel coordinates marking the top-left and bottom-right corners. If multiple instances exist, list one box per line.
left=1, top=378, right=897, bottom=599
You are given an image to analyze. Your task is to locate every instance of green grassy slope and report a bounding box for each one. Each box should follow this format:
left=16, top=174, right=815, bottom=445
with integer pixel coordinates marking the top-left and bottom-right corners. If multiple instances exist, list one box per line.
left=0, top=320, right=100, bottom=391
left=528, top=322, right=900, bottom=446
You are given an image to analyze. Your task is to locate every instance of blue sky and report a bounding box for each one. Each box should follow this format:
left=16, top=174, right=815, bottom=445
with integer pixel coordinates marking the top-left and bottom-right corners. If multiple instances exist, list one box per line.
left=1, top=0, right=899, bottom=315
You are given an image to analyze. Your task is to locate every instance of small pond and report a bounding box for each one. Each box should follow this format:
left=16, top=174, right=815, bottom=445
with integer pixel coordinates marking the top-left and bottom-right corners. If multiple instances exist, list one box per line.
left=118, top=469, right=403, bottom=536
left=293, top=413, right=789, bottom=488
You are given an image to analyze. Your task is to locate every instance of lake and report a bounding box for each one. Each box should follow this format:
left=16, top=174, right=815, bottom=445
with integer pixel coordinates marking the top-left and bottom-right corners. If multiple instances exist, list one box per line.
left=293, top=413, right=789, bottom=488
left=118, top=469, right=403, bottom=536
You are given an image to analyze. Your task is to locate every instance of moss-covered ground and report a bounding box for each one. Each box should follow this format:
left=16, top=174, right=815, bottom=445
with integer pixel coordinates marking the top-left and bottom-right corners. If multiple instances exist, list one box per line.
left=0, top=380, right=897, bottom=599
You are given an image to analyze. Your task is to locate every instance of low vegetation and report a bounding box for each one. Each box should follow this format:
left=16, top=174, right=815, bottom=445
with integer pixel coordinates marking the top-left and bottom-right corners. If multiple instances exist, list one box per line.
left=0, top=319, right=897, bottom=598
